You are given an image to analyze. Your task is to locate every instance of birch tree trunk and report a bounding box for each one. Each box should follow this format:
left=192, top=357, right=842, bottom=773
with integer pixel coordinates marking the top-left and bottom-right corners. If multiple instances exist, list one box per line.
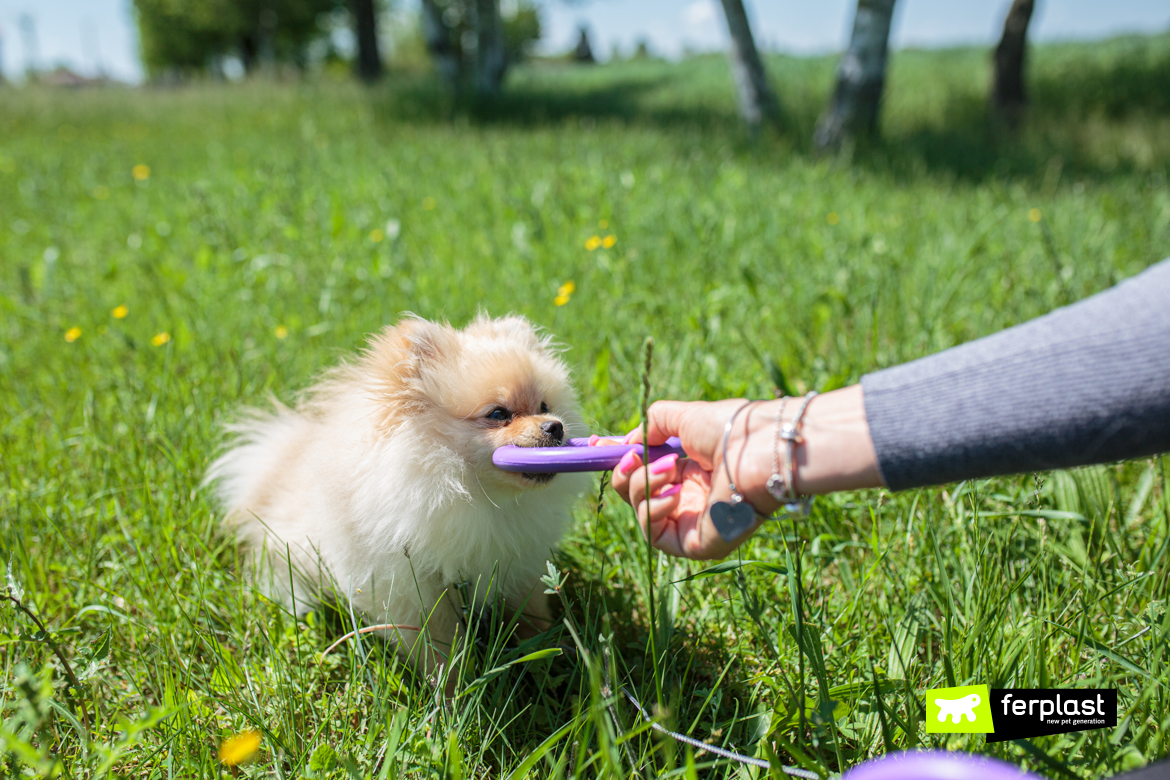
left=814, top=0, right=898, bottom=151
left=718, top=0, right=777, bottom=128
left=474, top=0, right=506, bottom=95
left=991, top=0, right=1034, bottom=128
left=420, top=0, right=459, bottom=86
left=352, top=0, right=383, bottom=82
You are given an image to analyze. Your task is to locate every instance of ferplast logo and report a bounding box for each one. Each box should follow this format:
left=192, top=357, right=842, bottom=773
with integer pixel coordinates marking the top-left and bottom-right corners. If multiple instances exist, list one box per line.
left=985, top=689, right=1116, bottom=743
left=923, top=686, right=1117, bottom=740
left=924, top=684, right=995, bottom=734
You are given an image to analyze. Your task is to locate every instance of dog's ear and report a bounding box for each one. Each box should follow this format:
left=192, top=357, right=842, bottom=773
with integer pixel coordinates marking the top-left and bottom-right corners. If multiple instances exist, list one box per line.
left=367, top=317, right=458, bottom=377
left=398, top=318, right=458, bottom=363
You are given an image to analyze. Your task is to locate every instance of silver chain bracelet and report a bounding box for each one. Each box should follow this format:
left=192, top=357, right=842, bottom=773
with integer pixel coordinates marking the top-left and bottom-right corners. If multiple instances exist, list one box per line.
left=766, top=391, right=818, bottom=516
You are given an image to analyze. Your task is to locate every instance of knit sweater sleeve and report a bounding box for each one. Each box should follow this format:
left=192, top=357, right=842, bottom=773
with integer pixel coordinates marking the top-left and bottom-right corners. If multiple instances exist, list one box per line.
left=860, top=257, right=1170, bottom=491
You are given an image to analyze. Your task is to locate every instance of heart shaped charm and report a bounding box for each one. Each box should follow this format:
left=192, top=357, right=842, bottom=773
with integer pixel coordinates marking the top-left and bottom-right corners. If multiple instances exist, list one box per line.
left=710, top=500, right=756, bottom=542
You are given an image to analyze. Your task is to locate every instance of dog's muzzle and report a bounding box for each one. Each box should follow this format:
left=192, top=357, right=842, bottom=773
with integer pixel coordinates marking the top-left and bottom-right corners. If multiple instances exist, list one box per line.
left=519, top=419, right=564, bottom=483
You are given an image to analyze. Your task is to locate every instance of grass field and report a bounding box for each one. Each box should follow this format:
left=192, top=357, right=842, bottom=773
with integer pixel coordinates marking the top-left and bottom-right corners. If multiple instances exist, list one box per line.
left=2, top=34, right=1169, bottom=778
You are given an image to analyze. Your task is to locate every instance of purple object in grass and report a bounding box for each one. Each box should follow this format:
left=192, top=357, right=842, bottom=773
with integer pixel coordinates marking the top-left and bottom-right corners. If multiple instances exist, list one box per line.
left=492, top=437, right=686, bottom=473
left=843, top=751, right=1040, bottom=780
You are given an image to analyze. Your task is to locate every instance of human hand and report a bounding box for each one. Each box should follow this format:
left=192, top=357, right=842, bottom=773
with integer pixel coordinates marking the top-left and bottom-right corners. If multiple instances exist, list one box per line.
left=600, top=385, right=884, bottom=560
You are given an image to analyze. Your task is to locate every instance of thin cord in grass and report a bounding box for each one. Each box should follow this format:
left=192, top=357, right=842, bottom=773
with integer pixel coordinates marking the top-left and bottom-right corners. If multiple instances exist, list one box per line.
left=620, top=687, right=819, bottom=778
left=319, top=624, right=426, bottom=660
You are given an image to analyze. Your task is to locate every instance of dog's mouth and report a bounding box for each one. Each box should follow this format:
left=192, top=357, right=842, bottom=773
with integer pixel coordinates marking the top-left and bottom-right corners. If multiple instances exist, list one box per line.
left=515, top=434, right=561, bottom=485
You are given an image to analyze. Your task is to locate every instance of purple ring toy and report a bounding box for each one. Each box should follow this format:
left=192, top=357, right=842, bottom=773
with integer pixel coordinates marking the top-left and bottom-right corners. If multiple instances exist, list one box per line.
left=843, top=750, right=1041, bottom=780
left=493, top=437, right=686, bottom=474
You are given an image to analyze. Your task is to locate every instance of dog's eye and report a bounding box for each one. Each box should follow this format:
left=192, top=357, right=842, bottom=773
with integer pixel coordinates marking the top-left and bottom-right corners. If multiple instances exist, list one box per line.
left=540, top=402, right=549, bottom=414
left=487, top=408, right=511, bottom=422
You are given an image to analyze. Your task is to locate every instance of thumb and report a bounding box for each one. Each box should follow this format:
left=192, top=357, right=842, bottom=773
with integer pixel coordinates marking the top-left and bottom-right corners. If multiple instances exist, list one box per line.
left=626, top=400, right=691, bottom=446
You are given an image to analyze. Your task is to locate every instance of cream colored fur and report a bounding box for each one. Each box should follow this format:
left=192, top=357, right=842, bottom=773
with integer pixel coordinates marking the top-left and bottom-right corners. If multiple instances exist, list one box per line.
left=206, top=313, right=589, bottom=672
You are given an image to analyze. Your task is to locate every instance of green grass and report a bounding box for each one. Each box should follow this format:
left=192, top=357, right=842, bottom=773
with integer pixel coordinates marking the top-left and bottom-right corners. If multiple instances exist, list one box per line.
left=1, top=34, right=1169, bottom=779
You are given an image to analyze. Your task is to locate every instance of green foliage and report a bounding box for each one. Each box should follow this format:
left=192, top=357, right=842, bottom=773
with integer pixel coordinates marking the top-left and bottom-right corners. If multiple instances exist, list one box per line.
left=503, top=1, right=542, bottom=65
left=133, top=0, right=338, bottom=76
left=0, top=37, right=1168, bottom=778
left=425, top=0, right=542, bottom=76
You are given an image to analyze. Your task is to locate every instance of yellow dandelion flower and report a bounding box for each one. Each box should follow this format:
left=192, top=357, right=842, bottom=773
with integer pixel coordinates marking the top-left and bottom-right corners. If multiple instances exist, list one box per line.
left=554, top=294, right=570, bottom=306
left=826, top=212, right=839, bottom=225
left=1028, top=208, right=1042, bottom=223
left=219, top=730, right=261, bottom=766
left=93, top=185, right=110, bottom=200
left=132, top=164, right=151, bottom=181
left=558, top=281, right=576, bottom=296
left=369, top=229, right=385, bottom=243
left=601, top=235, right=616, bottom=248
left=598, top=219, right=609, bottom=229
left=585, top=236, right=602, bottom=251
left=111, top=305, right=128, bottom=319
left=64, top=327, right=82, bottom=343
left=151, top=332, right=171, bottom=347
left=275, top=325, right=289, bottom=339
left=422, top=196, right=437, bottom=210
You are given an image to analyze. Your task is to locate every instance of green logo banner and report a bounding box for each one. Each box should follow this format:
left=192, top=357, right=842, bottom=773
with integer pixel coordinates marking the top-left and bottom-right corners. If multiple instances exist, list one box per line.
left=925, top=684, right=995, bottom=734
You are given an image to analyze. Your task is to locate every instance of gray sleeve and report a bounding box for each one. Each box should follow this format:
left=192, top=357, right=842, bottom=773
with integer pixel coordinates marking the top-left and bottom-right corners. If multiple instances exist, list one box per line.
left=861, top=257, right=1170, bottom=491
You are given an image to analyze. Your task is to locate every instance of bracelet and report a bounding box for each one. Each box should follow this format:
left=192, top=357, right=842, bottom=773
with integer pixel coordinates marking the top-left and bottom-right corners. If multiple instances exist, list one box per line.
left=766, top=391, right=818, bottom=517
left=709, top=400, right=771, bottom=543
left=765, top=396, right=790, bottom=503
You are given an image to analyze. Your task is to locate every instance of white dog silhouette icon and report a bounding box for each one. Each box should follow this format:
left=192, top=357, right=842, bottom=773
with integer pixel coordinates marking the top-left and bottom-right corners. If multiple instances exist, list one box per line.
left=935, top=693, right=981, bottom=723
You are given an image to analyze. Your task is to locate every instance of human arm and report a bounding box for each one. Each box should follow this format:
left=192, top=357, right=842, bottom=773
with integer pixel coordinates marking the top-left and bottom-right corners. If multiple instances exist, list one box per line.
left=611, top=256, right=1170, bottom=559
left=611, top=386, right=883, bottom=560
left=863, top=256, right=1170, bottom=489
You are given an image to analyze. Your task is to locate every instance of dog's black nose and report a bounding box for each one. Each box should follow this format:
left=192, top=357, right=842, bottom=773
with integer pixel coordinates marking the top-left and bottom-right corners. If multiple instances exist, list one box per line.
left=541, top=420, right=564, bottom=443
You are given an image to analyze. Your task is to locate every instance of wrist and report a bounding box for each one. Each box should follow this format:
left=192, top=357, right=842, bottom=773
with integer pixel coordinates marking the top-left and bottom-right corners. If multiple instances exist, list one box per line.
left=793, top=384, right=884, bottom=494
left=735, top=385, right=883, bottom=508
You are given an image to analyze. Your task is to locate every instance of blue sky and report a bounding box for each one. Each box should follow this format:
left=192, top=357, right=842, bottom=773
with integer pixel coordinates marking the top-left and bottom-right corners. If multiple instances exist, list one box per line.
left=1, top=0, right=1167, bottom=83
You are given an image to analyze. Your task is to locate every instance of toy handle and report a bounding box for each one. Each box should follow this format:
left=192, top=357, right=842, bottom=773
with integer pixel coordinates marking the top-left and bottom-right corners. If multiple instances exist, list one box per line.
left=493, top=437, right=685, bottom=474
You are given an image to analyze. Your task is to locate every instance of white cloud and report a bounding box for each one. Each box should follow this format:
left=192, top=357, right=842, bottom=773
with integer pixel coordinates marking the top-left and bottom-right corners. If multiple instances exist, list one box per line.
left=683, top=0, right=719, bottom=29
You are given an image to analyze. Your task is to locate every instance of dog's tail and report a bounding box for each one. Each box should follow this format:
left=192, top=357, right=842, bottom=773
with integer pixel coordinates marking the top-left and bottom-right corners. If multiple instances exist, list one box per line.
left=204, top=400, right=304, bottom=519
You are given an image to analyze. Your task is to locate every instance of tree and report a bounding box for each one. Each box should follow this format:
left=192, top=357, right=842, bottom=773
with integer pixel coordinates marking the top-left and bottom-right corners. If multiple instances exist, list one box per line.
left=991, top=0, right=1035, bottom=128
left=474, top=0, right=505, bottom=94
left=814, top=0, right=898, bottom=152
left=420, top=0, right=460, bottom=84
left=573, top=26, right=595, bottom=64
left=133, top=0, right=337, bottom=77
left=351, top=0, right=383, bottom=81
left=419, top=0, right=541, bottom=94
left=718, top=0, right=778, bottom=129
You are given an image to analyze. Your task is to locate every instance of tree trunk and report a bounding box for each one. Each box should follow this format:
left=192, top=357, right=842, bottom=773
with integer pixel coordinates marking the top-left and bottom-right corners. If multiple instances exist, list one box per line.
left=814, top=0, right=898, bottom=151
left=991, top=0, right=1034, bottom=128
left=718, top=0, right=778, bottom=128
left=351, top=0, right=383, bottom=82
left=240, top=34, right=258, bottom=74
left=420, top=0, right=459, bottom=86
left=474, top=0, right=506, bottom=95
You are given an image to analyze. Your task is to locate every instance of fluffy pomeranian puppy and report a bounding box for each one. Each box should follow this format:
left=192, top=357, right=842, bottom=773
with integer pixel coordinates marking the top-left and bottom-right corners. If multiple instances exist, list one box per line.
left=207, top=314, right=588, bottom=673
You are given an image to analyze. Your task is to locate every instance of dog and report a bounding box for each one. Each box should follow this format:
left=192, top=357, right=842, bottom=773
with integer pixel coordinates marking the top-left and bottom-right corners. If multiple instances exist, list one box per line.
left=207, top=313, right=588, bottom=675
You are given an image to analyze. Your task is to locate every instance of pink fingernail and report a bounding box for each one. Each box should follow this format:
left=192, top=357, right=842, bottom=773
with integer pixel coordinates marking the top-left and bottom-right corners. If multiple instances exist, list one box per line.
left=649, top=453, right=678, bottom=475
left=653, top=483, right=682, bottom=499
left=588, top=434, right=600, bottom=446
left=616, top=450, right=637, bottom=475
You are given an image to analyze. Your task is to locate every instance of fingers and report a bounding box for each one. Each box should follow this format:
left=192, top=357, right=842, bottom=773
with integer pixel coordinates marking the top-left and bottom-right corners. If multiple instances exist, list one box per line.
left=610, top=449, right=640, bottom=501
left=612, top=449, right=681, bottom=501
left=626, top=453, right=683, bottom=508
left=634, top=484, right=685, bottom=542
